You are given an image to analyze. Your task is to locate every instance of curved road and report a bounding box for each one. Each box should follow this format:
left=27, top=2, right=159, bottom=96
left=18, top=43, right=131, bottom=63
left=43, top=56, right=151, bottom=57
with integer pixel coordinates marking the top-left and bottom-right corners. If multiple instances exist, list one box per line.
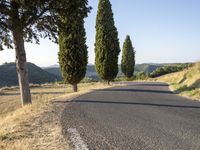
left=60, top=82, right=200, bottom=150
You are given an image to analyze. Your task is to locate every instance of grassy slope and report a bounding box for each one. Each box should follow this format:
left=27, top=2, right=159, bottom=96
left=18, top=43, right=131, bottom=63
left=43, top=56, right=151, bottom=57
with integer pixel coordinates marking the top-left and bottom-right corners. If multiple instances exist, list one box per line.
left=0, top=82, right=115, bottom=150
left=157, top=62, right=200, bottom=100
left=0, top=63, right=61, bottom=87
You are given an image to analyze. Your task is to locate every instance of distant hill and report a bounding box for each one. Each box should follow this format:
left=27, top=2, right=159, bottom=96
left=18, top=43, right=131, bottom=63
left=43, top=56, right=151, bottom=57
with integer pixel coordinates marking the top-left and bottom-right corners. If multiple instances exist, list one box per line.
left=43, top=65, right=98, bottom=79
left=0, top=62, right=193, bottom=87
left=150, top=63, right=192, bottom=78
left=135, top=64, right=163, bottom=74
left=43, top=67, right=62, bottom=77
left=0, top=63, right=61, bottom=87
left=44, top=63, right=192, bottom=79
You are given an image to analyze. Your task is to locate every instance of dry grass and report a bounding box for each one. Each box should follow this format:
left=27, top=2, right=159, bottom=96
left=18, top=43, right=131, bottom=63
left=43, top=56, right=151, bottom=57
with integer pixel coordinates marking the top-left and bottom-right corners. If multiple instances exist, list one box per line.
left=157, top=62, right=200, bottom=100
left=0, top=82, right=114, bottom=150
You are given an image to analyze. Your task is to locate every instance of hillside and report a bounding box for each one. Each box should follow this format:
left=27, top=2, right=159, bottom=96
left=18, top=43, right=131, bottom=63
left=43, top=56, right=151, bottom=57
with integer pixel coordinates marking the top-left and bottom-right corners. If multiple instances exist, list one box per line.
left=135, top=64, right=163, bottom=74
left=44, top=63, right=192, bottom=80
left=43, top=67, right=62, bottom=77
left=0, top=63, right=61, bottom=87
left=150, top=63, right=192, bottom=78
left=44, top=65, right=98, bottom=78
left=1, top=63, right=191, bottom=87
left=157, top=62, right=200, bottom=100
left=44, top=63, right=168, bottom=78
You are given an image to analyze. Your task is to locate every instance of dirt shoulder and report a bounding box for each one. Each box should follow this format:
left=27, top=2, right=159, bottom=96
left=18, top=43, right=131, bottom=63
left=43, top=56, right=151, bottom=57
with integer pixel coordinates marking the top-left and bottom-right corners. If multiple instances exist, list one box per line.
left=0, top=83, right=116, bottom=150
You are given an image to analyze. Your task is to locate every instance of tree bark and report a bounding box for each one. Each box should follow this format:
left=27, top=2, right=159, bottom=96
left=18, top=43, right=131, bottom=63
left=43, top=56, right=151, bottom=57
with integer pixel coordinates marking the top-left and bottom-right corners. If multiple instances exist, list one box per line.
left=13, top=30, right=32, bottom=106
left=72, top=84, right=78, bottom=92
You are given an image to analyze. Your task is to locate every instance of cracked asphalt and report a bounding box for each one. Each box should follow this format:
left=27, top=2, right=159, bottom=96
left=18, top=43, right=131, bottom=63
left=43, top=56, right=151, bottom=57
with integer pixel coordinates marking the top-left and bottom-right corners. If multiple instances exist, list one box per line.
left=60, top=82, right=200, bottom=150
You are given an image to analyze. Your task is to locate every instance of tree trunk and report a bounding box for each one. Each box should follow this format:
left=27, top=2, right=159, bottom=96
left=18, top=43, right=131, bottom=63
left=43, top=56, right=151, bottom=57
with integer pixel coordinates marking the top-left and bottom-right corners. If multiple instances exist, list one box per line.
left=72, top=84, right=78, bottom=92
left=13, top=30, right=32, bottom=106
left=108, top=80, right=110, bottom=85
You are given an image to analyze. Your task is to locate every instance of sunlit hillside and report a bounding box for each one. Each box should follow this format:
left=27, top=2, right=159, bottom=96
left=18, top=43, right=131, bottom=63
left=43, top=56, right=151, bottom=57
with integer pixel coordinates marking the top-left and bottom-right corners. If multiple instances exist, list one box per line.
left=158, top=62, right=200, bottom=100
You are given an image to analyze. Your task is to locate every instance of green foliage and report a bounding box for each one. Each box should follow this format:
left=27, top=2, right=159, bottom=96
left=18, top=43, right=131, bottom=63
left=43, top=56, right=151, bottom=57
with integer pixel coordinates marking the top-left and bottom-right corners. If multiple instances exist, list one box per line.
left=121, top=35, right=135, bottom=78
left=95, top=0, right=120, bottom=83
left=115, top=72, right=148, bottom=81
left=58, top=0, right=90, bottom=85
left=0, top=0, right=76, bottom=49
left=135, top=71, right=148, bottom=80
left=150, top=64, right=192, bottom=78
left=0, top=63, right=61, bottom=87
left=135, top=64, right=163, bottom=75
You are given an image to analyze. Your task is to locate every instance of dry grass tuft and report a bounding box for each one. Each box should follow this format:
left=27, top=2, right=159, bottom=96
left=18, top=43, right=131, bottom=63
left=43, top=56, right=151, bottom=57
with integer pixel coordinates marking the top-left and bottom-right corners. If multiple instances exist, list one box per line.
left=0, top=82, right=114, bottom=150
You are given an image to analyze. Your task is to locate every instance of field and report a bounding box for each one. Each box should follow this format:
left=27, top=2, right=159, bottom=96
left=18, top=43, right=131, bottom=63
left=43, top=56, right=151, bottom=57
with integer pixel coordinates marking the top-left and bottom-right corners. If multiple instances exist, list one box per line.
left=157, top=62, right=200, bottom=100
left=0, top=82, right=114, bottom=150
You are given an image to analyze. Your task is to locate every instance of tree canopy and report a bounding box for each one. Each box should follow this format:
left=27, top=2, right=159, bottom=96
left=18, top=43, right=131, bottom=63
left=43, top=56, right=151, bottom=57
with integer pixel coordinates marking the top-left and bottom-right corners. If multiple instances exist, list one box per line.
left=95, top=0, right=120, bottom=84
left=0, top=0, right=73, bottom=50
left=121, top=35, right=135, bottom=78
left=58, top=0, right=90, bottom=92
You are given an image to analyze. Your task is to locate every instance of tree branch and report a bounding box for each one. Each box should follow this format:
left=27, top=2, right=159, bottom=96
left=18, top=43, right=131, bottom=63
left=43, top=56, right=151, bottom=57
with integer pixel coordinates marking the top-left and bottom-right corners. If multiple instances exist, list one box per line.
left=25, top=8, right=48, bottom=27
left=0, top=2, right=11, bottom=16
left=0, top=14, right=9, bottom=29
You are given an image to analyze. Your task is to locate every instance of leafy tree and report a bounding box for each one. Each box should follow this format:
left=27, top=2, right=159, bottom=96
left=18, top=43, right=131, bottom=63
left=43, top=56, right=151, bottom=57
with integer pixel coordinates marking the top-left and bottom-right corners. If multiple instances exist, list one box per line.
left=95, top=0, right=120, bottom=84
left=0, top=0, right=75, bottom=105
left=58, top=0, right=91, bottom=92
left=121, top=35, right=135, bottom=78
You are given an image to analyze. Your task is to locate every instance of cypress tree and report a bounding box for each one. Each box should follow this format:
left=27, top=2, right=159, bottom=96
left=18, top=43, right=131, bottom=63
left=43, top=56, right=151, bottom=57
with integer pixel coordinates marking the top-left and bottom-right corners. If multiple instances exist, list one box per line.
left=95, top=0, right=120, bottom=84
left=121, top=35, right=135, bottom=78
left=58, top=1, right=90, bottom=92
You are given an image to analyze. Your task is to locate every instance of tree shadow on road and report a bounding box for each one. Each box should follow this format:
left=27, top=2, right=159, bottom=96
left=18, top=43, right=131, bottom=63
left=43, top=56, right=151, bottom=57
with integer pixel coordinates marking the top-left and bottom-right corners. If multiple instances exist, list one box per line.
left=96, top=88, right=173, bottom=94
left=54, top=100, right=200, bottom=109
left=127, top=83, right=168, bottom=87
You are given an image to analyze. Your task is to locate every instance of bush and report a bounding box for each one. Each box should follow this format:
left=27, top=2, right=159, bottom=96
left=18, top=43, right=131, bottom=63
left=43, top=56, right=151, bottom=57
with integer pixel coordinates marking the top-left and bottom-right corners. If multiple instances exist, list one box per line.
left=135, top=72, right=148, bottom=80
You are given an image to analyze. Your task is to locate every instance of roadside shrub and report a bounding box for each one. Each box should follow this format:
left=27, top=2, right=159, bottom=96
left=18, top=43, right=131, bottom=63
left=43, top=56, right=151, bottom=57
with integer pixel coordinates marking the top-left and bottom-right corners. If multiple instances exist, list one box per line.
left=135, top=72, right=148, bottom=80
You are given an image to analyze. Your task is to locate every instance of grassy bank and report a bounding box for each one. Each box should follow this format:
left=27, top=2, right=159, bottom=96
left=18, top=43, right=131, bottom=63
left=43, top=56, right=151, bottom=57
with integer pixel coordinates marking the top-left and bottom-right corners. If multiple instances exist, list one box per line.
left=157, top=62, right=200, bottom=100
left=0, top=82, right=114, bottom=150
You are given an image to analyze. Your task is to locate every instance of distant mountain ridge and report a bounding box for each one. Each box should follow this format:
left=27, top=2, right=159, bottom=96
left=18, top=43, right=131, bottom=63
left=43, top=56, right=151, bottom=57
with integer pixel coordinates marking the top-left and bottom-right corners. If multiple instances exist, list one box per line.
left=43, top=65, right=98, bottom=79
left=44, top=63, right=192, bottom=79
left=0, top=62, right=192, bottom=87
left=0, top=63, right=61, bottom=87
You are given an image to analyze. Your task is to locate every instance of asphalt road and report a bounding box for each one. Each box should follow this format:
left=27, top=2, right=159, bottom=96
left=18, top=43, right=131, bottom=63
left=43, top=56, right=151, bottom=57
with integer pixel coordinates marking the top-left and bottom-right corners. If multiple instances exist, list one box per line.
left=60, top=82, right=200, bottom=150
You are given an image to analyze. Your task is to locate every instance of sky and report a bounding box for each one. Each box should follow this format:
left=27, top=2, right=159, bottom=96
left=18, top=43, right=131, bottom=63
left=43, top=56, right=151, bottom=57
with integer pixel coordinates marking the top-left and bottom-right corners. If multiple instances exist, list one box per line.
left=0, top=0, right=200, bottom=67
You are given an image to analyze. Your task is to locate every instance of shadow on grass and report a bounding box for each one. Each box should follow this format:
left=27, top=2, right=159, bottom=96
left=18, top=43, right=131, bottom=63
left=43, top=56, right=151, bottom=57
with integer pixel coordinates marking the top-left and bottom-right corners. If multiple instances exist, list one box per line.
left=0, top=91, right=66, bottom=96
left=0, top=92, right=19, bottom=96
left=31, top=92, right=66, bottom=95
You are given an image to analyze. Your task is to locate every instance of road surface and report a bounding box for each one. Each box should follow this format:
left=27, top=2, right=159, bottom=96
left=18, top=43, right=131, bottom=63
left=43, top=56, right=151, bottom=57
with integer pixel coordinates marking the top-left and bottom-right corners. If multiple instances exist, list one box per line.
left=60, top=82, right=200, bottom=150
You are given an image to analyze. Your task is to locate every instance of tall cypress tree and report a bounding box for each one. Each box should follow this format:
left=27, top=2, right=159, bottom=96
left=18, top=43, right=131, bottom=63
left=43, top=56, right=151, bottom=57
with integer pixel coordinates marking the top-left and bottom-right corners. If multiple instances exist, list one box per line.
left=121, top=35, right=135, bottom=78
left=58, top=1, right=91, bottom=92
left=95, top=0, right=120, bottom=84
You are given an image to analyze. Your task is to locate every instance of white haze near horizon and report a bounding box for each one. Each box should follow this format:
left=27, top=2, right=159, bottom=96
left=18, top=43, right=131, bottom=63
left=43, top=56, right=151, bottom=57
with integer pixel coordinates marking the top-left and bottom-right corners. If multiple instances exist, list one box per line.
left=0, top=0, right=200, bottom=67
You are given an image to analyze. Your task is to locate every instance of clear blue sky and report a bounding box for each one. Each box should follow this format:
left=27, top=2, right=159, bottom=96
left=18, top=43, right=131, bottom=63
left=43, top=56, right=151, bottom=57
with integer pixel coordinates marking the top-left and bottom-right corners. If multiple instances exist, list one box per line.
left=0, top=0, right=200, bottom=67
